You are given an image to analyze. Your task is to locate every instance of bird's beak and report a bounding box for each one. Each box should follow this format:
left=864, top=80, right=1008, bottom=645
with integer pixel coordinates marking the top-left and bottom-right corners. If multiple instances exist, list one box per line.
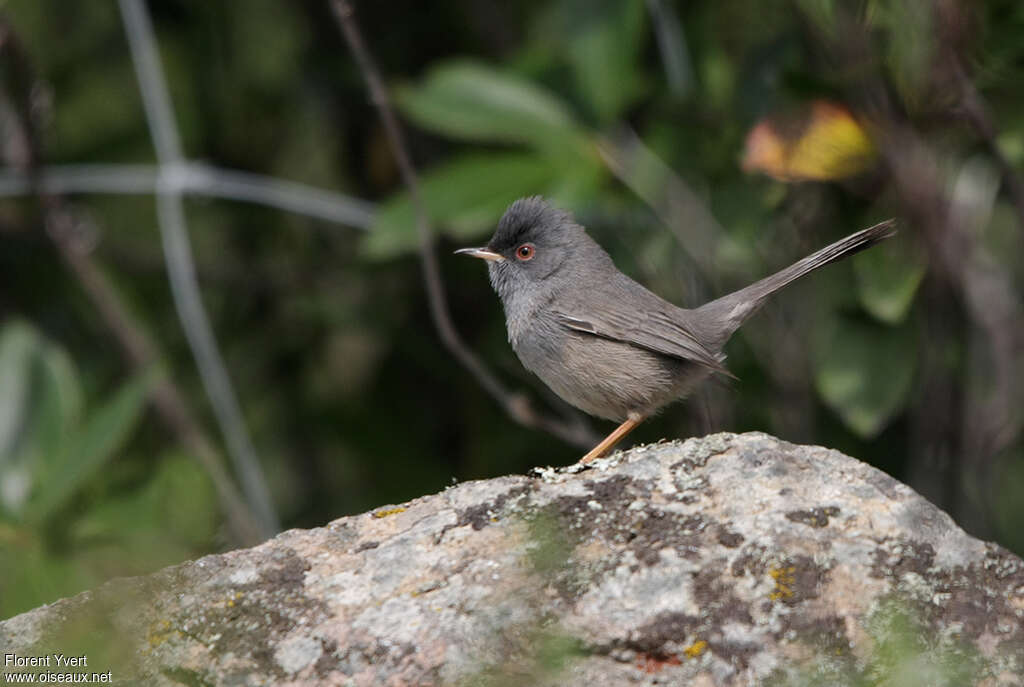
left=454, top=247, right=505, bottom=262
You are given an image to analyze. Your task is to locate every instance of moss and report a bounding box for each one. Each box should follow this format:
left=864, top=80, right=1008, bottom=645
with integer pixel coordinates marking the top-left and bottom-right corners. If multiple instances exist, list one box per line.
left=149, top=548, right=328, bottom=682
left=159, top=666, right=214, bottom=687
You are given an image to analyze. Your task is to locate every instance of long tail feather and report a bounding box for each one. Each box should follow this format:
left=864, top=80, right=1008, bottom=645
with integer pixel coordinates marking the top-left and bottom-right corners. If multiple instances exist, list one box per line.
left=694, top=219, right=897, bottom=346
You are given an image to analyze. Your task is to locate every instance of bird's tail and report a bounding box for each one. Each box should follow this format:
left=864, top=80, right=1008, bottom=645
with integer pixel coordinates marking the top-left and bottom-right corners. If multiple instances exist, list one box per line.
left=693, top=219, right=896, bottom=346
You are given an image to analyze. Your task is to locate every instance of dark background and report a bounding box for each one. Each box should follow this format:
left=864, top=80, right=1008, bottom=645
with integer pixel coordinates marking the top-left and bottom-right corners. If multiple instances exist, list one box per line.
left=1, top=0, right=1023, bottom=619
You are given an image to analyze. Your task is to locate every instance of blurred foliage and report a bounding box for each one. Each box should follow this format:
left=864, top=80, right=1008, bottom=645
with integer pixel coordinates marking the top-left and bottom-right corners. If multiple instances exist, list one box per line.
left=740, top=101, right=878, bottom=182
left=773, top=597, right=985, bottom=686
left=1, top=0, right=1023, bottom=622
left=0, top=321, right=214, bottom=618
left=812, top=315, right=916, bottom=439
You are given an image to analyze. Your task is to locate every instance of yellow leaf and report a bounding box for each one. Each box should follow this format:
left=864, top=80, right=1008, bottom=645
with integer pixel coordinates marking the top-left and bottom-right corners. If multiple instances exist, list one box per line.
left=742, top=101, right=877, bottom=182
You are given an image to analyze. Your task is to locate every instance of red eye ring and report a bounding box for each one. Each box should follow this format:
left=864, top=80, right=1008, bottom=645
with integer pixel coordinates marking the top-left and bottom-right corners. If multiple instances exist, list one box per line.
left=516, top=243, right=535, bottom=261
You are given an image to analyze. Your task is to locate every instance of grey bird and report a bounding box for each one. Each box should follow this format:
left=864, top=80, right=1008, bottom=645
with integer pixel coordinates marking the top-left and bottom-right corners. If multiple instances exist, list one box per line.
left=456, top=197, right=895, bottom=464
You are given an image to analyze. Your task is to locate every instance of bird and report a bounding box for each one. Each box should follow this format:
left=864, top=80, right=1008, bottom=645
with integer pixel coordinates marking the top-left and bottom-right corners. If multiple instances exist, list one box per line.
left=456, top=197, right=895, bottom=464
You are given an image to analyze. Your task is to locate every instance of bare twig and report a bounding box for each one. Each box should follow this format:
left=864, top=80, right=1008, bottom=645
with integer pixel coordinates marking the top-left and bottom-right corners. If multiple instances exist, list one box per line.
left=183, top=163, right=374, bottom=227
left=329, top=0, right=597, bottom=450
left=0, top=164, right=156, bottom=195
left=0, top=18, right=264, bottom=546
left=43, top=203, right=267, bottom=547
left=598, top=127, right=747, bottom=290
left=644, top=0, right=693, bottom=97
left=118, top=0, right=277, bottom=535
left=0, top=163, right=375, bottom=228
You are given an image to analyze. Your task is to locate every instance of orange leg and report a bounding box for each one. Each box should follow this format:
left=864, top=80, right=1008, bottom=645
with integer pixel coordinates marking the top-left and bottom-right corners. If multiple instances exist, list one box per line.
left=578, top=414, right=645, bottom=465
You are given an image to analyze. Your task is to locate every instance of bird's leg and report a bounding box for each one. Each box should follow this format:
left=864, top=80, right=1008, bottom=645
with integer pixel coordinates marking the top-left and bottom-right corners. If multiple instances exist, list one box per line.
left=578, top=413, right=645, bottom=465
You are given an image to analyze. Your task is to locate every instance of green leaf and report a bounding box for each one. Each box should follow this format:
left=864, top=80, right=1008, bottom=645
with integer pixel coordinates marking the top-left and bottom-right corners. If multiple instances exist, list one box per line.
left=152, top=453, right=218, bottom=546
left=562, top=0, right=647, bottom=123
left=0, top=321, right=84, bottom=517
left=25, top=368, right=155, bottom=523
left=364, top=152, right=563, bottom=259
left=73, top=451, right=216, bottom=549
left=813, top=317, right=915, bottom=438
left=33, top=335, right=86, bottom=469
left=0, top=321, right=38, bottom=461
left=853, top=234, right=927, bottom=324
left=395, top=60, right=583, bottom=150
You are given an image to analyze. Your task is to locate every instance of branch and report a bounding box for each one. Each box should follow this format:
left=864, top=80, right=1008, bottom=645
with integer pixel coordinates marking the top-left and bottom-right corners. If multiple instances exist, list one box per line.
left=0, top=163, right=375, bottom=228
left=0, top=19, right=264, bottom=546
left=43, top=204, right=267, bottom=547
left=118, top=0, right=278, bottom=535
left=184, top=162, right=374, bottom=227
left=644, top=0, right=693, bottom=97
left=329, top=0, right=597, bottom=450
left=597, top=127, right=742, bottom=286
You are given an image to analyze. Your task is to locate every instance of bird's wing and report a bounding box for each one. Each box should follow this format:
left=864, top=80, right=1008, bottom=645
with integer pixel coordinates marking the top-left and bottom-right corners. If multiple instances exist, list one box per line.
left=554, top=308, right=734, bottom=378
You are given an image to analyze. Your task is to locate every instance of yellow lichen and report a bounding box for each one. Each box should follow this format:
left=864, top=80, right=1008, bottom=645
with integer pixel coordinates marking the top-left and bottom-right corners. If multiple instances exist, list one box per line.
left=683, top=640, right=708, bottom=658
left=145, top=619, right=181, bottom=650
left=372, top=506, right=407, bottom=519
left=769, top=565, right=796, bottom=601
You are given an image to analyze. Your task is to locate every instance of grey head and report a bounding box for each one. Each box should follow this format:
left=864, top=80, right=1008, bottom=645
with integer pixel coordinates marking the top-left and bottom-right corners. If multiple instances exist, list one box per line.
left=455, top=197, right=613, bottom=313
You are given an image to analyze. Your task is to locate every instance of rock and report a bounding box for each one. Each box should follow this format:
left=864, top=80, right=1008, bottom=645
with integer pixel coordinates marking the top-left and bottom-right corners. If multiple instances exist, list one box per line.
left=2, top=432, right=1023, bottom=686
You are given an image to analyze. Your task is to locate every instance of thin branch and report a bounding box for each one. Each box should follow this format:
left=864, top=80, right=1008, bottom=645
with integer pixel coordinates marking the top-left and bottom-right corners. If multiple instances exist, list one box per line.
left=598, top=127, right=742, bottom=284
left=117, top=0, right=182, bottom=163
left=184, top=162, right=375, bottom=227
left=43, top=202, right=267, bottom=547
left=0, top=164, right=157, bottom=195
left=0, top=18, right=264, bottom=547
left=0, top=162, right=376, bottom=228
left=645, top=0, right=693, bottom=97
left=118, top=0, right=278, bottom=535
left=329, top=0, right=597, bottom=450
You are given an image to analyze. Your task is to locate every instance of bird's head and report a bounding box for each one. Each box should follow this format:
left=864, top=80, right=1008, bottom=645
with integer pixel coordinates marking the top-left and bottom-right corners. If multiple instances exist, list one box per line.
left=456, top=196, right=607, bottom=307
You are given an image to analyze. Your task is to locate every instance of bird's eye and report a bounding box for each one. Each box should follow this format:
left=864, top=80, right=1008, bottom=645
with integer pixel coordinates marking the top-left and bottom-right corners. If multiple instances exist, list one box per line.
left=515, top=243, right=535, bottom=261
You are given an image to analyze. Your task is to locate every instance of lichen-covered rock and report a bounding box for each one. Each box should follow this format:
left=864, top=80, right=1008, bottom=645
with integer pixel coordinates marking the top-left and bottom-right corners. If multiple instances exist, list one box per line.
left=2, top=432, right=1022, bottom=686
